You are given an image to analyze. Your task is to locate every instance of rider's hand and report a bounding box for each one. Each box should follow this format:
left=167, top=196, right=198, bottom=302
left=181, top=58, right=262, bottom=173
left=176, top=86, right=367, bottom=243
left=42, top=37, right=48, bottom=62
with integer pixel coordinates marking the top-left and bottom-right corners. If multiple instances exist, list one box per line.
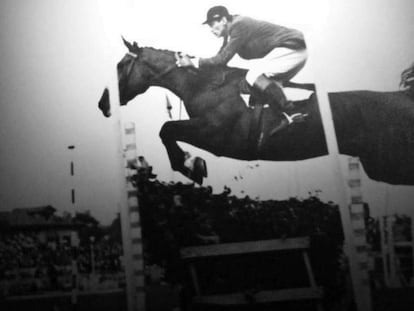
left=175, top=52, right=195, bottom=68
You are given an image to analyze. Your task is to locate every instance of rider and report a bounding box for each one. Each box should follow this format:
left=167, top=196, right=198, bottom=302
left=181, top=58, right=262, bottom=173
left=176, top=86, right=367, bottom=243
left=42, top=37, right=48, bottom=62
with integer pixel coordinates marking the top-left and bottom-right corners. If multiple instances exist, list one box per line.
left=176, top=5, right=308, bottom=136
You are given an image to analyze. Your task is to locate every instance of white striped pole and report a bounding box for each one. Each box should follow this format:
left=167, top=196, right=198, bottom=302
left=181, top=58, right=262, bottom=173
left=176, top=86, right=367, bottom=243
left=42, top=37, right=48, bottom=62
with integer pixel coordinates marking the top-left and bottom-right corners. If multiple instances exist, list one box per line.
left=105, top=68, right=145, bottom=310
left=97, top=2, right=146, bottom=307
left=347, top=157, right=372, bottom=306
left=317, top=88, right=372, bottom=311
left=123, top=122, right=146, bottom=311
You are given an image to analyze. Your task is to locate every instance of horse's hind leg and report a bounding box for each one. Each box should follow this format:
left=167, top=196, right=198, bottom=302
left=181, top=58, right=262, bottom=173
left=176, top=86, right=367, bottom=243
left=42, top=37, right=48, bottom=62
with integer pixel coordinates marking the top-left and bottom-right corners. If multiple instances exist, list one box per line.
left=159, top=118, right=206, bottom=180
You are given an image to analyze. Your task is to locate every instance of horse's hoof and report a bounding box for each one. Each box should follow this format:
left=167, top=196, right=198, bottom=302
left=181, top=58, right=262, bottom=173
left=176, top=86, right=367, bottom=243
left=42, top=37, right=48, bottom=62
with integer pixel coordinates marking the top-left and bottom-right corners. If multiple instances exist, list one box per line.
left=185, top=170, right=203, bottom=185
left=185, top=157, right=206, bottom=185
left=194, top=157, right=207, bottom=178
left=182, top=166, right=202, bottom=185
left=193, top=174, right=203, bottom=185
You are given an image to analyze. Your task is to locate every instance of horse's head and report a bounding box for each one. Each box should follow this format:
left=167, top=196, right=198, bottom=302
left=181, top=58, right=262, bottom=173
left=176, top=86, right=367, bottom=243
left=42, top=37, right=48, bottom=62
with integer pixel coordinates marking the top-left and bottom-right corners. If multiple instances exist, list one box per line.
left=117, top=38, right=152, bottom=105
left=98, top=39, right=189, bottom=117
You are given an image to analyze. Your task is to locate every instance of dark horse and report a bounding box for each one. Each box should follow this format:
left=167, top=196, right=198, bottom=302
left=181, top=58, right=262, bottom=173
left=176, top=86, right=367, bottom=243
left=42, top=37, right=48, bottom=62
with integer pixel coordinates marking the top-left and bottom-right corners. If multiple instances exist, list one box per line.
left=99, top=39, right=414, bottom=186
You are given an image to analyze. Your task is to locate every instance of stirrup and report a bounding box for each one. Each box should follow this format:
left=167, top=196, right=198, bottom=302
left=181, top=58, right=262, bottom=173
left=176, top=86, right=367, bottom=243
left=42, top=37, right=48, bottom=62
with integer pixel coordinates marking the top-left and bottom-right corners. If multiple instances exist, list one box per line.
left=283, top=112, right=308, bottom=124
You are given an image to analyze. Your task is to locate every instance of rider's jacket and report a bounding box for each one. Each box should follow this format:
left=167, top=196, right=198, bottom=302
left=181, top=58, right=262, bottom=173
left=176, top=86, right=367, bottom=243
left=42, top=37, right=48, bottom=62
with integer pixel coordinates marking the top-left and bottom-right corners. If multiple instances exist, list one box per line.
left=199, top=15, right=306, bottom=67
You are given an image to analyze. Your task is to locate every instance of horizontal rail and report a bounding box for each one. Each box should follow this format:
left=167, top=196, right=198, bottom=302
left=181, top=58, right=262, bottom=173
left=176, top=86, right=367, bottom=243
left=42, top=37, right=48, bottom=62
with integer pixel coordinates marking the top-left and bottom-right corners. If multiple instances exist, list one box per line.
left=181, top=237, right=310, bottom=259
left=193, top=287, right=323, bottom=305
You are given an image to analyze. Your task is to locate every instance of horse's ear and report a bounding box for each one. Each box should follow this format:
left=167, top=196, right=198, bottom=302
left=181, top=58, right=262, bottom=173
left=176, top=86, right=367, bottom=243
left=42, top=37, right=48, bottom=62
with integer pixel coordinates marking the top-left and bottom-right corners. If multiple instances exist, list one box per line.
left=122, top=36, right=134, bottom=52
left=133, top=42, right=139, bottom=51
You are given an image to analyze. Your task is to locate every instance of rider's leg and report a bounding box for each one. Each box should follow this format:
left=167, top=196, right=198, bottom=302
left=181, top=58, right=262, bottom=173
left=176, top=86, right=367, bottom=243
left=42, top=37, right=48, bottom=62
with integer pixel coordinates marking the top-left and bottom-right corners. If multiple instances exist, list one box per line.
left=244, top=48, right=308, bottom=135
left=239, top=78, right=264, bottom=107
left=253, top=74, right=291, bottom=110
left=250, top=74, right=291, bottom=136
left=245, top=48, right=307, bottom=109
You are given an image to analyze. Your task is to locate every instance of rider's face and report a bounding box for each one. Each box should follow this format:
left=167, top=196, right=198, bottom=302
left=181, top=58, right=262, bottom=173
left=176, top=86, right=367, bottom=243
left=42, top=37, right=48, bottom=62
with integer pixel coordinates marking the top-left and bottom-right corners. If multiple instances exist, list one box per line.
left=209, top=17, right=227, bottom=38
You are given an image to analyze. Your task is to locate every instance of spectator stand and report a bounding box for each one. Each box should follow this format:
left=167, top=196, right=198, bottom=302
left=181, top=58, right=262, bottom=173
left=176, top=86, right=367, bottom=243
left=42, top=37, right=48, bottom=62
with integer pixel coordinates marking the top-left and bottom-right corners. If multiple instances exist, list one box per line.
left=380, top=214, right=414, bottom=287
left=0, top=211, right=125, bottom=300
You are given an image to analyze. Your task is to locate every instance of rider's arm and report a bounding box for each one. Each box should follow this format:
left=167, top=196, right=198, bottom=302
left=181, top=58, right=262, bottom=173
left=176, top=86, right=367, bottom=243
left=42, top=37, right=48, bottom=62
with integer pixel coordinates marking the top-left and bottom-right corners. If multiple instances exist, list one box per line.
left=198, top=21, right=248, bottom=67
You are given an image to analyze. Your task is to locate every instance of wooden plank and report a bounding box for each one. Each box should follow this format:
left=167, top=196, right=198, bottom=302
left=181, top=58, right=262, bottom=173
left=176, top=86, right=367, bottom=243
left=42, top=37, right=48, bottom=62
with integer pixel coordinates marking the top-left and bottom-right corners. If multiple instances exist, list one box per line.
left=180, top=237, right=310, bottom=259
left=394, top=241, right=413, bottom=247
left=189, top=263, right=201, bottom=295
left=303, top=251, right=317, bottom=288
left=192, top=287, right=323, bottom=305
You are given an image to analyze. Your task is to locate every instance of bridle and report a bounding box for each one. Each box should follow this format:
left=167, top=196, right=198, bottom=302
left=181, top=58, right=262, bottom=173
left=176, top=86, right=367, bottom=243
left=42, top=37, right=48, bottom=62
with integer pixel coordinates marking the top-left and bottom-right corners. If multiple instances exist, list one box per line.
left=120, top=51, right=178, bottom=92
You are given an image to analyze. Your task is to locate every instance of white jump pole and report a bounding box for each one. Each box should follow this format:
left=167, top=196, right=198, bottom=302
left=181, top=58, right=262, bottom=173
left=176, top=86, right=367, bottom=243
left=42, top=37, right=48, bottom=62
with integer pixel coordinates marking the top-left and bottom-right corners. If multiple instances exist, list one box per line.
left=98, top=1, right=146, bottom=309
left=347, top=157, right=371, bottom=293
left=107, top=74, right=146, bottom=311
left=124, top=122, right=146, bottom=310
left=316, top=87, right=372, bottom=311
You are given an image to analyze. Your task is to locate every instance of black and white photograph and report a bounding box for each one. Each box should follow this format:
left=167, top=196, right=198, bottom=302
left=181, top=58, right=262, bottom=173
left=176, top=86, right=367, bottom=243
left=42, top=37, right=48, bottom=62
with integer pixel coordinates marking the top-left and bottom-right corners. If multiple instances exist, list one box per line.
left=1, top=1, right=414, bottom=310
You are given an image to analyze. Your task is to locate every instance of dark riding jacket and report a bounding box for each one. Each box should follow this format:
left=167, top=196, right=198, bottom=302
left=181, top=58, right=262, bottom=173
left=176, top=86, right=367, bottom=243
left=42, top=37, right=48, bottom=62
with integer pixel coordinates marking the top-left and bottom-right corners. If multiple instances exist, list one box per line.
left=199, top=15, right=306, bottom=67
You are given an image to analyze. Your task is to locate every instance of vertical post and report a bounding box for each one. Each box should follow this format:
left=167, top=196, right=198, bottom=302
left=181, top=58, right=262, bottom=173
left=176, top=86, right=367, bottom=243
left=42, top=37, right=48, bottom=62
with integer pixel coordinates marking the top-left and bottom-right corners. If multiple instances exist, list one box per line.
left=106, top=64, right=145, bottom=309
left=317, top=89, right=372, bottom=311
left=388, top=216, right=400, bottom=287
left=106, top=79, right=135, bottom=311
left=97, top=1, right=145, bottom=308
left=411, top=215, right=414, bottom=286
left=347, top=157, right=372, bottom=303
left=380, top=215, right=390, bottom=287
left=124, top=122, right=146, bottom=310
left=90, top=236, right=95, bottom=275
left=68, top=145, right=78, bottom=311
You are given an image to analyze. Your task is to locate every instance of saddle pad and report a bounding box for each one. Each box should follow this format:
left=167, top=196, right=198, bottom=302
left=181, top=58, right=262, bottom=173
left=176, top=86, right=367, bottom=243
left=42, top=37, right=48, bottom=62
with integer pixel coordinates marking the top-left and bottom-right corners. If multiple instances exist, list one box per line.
left=240, top=88, right=313, bottom=107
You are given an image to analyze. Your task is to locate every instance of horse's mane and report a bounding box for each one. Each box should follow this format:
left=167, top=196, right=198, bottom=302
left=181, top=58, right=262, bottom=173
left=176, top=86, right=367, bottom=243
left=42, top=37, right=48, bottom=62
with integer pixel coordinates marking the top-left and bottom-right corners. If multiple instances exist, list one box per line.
left=142, top=46, right=247, bottom=88
left=142, top=46, right=175, bottom=55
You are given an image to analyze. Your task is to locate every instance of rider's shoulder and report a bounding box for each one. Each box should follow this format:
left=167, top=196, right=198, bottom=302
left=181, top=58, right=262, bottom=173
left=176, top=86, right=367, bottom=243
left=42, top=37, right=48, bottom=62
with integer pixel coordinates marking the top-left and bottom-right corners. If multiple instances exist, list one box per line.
left=232, top=15, right=255, bottom=25
left=230, top=15, right=257, bottom=32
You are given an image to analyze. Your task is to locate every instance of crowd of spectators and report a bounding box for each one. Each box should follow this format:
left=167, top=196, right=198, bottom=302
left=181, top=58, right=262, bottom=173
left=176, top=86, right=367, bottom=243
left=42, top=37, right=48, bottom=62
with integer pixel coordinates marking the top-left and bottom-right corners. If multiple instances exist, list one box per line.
left=0, top=232, right=123, bottom=296
left=77, top=238, right=123, bottom=274
left=0, top=160, right=395, bottom=302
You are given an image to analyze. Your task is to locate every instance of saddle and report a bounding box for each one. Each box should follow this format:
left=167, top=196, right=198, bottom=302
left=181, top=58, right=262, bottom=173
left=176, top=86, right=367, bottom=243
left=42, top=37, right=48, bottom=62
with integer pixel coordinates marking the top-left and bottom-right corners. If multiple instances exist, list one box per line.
left=198, top=66, right=247, bottom=91
left=246, top=82, right=316, bottom=158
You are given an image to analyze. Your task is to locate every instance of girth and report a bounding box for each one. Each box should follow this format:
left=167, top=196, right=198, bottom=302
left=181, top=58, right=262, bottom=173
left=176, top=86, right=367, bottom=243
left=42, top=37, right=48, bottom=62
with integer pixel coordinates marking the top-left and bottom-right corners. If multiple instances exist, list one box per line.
left=246, top=96, right=266, bottom=159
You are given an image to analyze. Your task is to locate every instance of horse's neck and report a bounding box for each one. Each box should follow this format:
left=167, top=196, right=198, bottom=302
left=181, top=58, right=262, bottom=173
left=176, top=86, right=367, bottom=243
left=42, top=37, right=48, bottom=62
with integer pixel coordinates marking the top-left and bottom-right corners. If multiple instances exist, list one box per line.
left=145, top=49, right=198, bottom=101
left=155, top=70, right=197, bottom=101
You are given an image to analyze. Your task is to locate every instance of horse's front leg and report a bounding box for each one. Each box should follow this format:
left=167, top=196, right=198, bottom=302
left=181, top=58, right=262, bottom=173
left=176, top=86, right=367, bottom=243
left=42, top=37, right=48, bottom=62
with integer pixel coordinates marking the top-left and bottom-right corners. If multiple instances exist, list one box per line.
left=159, top=118, right=207, bottom=183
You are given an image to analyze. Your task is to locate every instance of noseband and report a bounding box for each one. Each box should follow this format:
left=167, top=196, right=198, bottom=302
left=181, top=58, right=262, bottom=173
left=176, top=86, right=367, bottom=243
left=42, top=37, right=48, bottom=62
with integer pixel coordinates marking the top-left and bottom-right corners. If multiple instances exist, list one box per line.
left=119, top=52, right=139, bottom=97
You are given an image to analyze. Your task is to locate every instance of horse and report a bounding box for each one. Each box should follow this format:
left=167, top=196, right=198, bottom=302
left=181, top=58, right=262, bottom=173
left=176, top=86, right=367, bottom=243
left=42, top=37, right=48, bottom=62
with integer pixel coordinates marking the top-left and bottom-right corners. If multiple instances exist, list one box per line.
left=98, top=39, right=414, bottom=186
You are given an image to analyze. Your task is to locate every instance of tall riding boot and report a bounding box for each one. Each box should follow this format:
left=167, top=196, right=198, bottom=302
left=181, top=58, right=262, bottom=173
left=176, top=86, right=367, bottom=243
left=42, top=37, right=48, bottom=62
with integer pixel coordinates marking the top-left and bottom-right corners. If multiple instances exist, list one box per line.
left=239, top=79, right=252, bottom=94
left=253, top=75, right=291, bottom=136
left=240, top=79, right=263, bottom=107
left=262, top=81, right=292, bottom=111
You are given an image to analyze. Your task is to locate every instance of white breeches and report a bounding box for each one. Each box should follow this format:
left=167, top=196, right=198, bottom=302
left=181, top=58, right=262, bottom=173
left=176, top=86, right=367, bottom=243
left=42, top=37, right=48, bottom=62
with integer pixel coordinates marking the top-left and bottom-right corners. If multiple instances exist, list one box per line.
left=241, top=47, right=308, bottom=86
